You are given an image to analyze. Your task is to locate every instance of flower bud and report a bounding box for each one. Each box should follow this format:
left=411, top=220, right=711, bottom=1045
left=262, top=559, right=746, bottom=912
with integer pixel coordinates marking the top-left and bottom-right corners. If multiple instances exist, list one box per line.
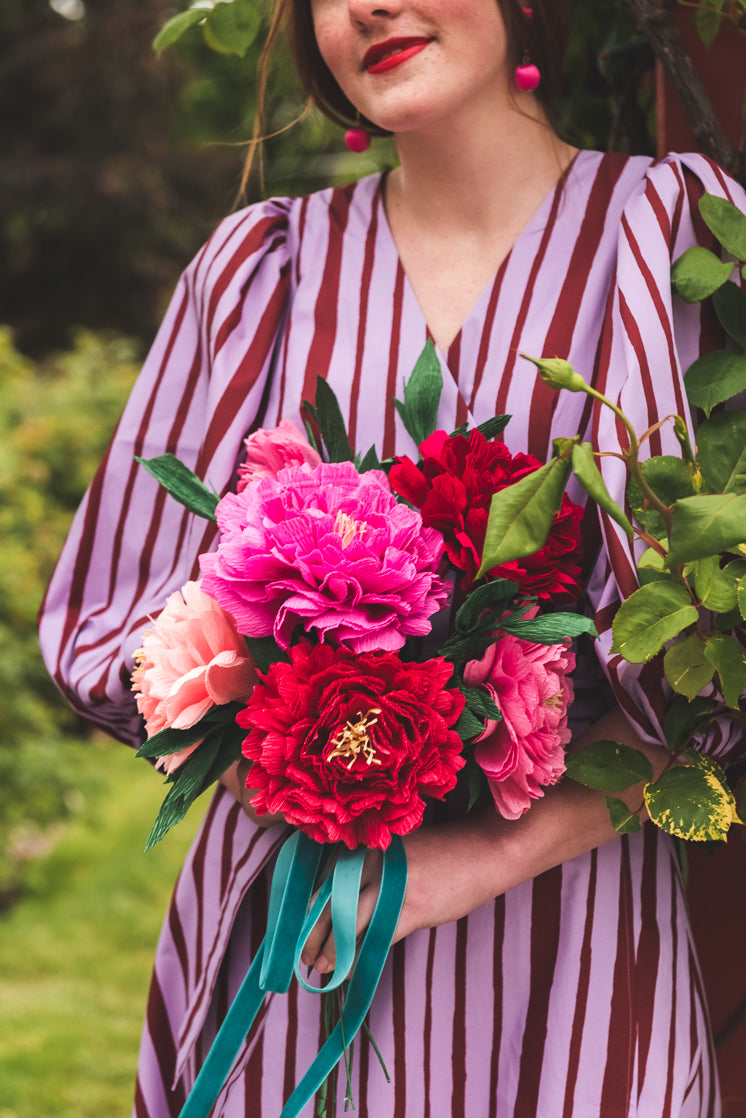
left=523, top=355, right=589, bottom=393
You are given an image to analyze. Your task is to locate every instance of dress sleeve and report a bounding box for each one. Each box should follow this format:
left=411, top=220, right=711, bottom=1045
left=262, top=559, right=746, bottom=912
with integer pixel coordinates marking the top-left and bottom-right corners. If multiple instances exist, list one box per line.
left=586, top=152, right=746, bottom=764
left=38, top=199, right=294, bottom=747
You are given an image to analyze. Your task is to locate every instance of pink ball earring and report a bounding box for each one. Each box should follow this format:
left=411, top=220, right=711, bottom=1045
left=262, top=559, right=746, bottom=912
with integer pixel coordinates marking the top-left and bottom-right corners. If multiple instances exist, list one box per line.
left=344, top=116, right=371, bottom=153
left=514, top=59, right=541, bottom=92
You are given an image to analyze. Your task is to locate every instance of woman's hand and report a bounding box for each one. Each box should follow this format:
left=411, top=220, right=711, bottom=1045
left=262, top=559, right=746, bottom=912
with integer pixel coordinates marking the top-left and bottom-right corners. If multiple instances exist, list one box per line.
left=219, top=758, right=285, bottom=827
left=300, top=706, right=672, bottom=974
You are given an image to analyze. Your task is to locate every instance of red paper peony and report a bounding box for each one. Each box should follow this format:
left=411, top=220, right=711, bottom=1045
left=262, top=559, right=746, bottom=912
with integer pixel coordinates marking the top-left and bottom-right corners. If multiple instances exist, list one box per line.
left=238, top=642, right=466, bottom=849
left=388, top=428, right=583, bottom=598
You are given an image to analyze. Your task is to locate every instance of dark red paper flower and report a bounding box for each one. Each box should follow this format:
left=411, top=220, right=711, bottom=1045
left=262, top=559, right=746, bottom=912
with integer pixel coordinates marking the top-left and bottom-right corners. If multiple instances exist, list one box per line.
left=237, top=642, right=466, bottom=849
left=388, top=429, right=583, bottom=599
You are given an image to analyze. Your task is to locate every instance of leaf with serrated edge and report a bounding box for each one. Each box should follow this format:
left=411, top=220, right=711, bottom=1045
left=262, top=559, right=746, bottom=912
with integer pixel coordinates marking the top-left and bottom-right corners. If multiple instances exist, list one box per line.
left=667, top=492, right=746, bottom=566
left=694, top=555, right=739, bottom=612
left=478, top=457, right=570, bottom=576
left=712, top=281, right=746, bottom=350
left=699, top=194, right=746, bottom=260
left=663, top=695, right=717, bottom=755
left=663, top=634, right=715, bottom=699
left=684, top=351, right=746, bottom=417
left=611, top=582, right=698, bottom=663
left=153, top=8, right=208, bottom=51
left=703, top=633, right=746, bottom=709
left=605, top=797, right=642, bottom=833
left=671, top=246, right=733, bottom=302
left=696, top=411, right=746, bottom=495
left=571, top=443, right=633, bottom=537
left=644, top=763, right=737, bottom=842
left=565, top=739, right=653, bottom=790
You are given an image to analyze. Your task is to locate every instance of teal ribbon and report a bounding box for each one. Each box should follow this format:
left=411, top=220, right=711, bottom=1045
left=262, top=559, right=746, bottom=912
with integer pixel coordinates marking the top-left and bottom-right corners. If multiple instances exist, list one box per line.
left=178, top=832, right=407, bottom=1118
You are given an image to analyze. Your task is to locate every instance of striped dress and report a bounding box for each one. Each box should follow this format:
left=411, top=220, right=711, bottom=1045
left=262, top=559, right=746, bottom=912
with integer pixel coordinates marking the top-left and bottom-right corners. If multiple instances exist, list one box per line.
left=39, top=149, right=746, bottom=1117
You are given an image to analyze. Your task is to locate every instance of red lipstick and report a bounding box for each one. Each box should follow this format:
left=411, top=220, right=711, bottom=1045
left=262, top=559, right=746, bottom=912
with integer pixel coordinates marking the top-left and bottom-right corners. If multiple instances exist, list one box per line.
left=363, top=37, right=432, bottom=75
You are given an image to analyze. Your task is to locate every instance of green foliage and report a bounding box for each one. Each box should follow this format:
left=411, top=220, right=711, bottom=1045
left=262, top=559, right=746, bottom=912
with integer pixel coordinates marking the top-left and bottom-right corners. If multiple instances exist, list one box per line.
left=477, top=456, right=573, bottom=576
left=392, top=339, right=443, bottom=448
left=0, top=327, right=139, bottom=895
left=136, top=453, right=219, bottom=520
left=508, top=192, right=746, bottom=843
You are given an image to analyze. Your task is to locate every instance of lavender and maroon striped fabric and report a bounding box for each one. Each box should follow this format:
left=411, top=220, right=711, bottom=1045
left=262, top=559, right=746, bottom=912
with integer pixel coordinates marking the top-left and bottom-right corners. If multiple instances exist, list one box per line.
left=40, top=150, right=745, bottom=1117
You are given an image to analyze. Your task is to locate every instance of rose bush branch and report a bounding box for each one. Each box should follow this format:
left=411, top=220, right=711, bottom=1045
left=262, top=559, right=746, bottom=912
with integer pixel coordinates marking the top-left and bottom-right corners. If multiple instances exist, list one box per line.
left=479, top=192, right=746, bottom=843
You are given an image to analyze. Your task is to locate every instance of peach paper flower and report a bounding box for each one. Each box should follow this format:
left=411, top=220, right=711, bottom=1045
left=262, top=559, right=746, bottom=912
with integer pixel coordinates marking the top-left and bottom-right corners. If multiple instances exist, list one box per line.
left=464, top=631, right=575, bottom=820
left=132, top=580, right=257, bottom=774
left=236, top=419, right=321, bottom=492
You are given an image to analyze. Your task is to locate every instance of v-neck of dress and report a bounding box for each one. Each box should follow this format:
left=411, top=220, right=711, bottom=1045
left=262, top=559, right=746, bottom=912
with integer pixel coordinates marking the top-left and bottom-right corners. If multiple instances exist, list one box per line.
left=373, top=152, right=584, bottom=375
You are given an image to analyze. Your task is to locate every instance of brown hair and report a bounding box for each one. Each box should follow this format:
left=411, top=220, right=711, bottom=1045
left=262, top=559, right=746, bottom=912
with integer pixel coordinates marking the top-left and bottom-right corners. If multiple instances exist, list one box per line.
left=242, top=0, right=571, bottom=191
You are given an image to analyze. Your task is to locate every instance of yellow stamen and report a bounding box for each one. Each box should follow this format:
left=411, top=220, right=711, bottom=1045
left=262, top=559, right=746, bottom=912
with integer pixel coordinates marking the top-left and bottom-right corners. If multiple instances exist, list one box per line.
left=333, top=510, right=366, bottom=547
left=326, top=709, right=383, bottom=769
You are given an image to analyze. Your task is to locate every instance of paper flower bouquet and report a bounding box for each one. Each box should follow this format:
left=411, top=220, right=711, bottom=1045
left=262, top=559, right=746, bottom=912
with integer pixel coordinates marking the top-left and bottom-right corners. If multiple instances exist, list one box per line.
left=131, top=341, right=593, bottom=1118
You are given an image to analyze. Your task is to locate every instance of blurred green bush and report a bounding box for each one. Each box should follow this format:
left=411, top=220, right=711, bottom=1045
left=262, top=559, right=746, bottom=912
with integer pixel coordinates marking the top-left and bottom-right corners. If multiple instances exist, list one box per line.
left=0, top=327, right=139, bottom=901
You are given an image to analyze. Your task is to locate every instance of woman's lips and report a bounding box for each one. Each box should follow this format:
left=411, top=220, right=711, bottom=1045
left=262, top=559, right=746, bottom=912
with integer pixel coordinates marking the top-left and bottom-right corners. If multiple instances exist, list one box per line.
left=363, top=37, right=432, bottom=75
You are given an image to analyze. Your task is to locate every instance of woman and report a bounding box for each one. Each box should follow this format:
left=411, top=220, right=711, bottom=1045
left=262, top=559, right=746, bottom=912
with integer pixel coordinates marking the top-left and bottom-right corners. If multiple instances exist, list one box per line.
left=39, top=0, right=745, bottom=1114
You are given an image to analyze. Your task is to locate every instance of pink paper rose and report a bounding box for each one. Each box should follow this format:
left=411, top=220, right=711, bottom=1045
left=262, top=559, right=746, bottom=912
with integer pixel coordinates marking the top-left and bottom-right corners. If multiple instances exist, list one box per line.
left=464, top=632, right=575, bottom=820
left=132, top=580, right=257, bottom=774
left=236, top=419, right=321, bottom=492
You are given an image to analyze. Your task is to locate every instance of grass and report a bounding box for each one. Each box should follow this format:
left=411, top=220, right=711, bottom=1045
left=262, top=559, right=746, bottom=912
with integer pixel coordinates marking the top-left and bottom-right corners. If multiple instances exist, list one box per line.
left=0, top=738, right=207, bottom=1118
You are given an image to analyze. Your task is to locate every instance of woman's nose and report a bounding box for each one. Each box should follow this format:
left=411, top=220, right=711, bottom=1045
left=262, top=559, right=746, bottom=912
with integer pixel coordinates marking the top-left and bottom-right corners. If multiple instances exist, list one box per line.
left=347, top=0, right=401, bottom=27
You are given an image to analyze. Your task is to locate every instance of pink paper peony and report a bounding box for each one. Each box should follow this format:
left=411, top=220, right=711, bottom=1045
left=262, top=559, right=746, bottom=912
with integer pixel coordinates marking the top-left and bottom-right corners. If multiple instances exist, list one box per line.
left=236, top=419, right=321, bottom=492
left=132, top=580, right=257, bottom=774
left=199, top=461, right=448, bottom=654
left=464, top=632, right=575, bottom=820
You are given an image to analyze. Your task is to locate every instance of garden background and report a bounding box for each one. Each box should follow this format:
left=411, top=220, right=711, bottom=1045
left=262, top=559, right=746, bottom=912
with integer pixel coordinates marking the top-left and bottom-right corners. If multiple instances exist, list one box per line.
left=0, top=1, right=744, bottom=1115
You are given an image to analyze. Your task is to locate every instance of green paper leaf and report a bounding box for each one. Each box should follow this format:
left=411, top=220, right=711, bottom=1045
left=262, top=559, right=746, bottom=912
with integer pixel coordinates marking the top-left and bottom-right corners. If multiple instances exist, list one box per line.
left=243, top=635, right=287, bottom=675
left=135, top=454, right=219, bottom=520
left=604, top=796, right=642, bottom=833
left=696, top=411, right=746, bottom=494
left=393, top=340, right=443, bottom=447
left=153, top=8, right=208, bottom=52
left=144, top=734, right=222, bottom=850
left=663, top=633, right=715, bottom=699
left=497, top=612, right=596, bottom=644
left=477, top=457, right=571, bottom=577
left=203, top=0, right=262, bottom=56
left=667, top=492, right=746, bottom=566
left=693, top=555, right=739, bottom=612
left=703, top=633, right=746, bottom=709
left=571, top=442, right=633, bottom=537
left=644, top=759, right=738, bottom=842
left=712, top=281, right=746, bottom=350
left=357, top=445, right=381, bottom=472
left=565, top=739, right=653, bottom=790
left=699, top=194, right=746, bottom=261
left=671, top=246, right=733, bottom=302
left=474, top=414, right=510, bottom=440
left=438, top=579, right=520, bottom=668
left=611, top=582, right=698, bottom=663
left=455, top=683, right=502, bottom=742
left=738, top=574, right=746, bottom=619
left=662, top=694, right=717, bottom=755
left=311, top=377, right=354, bottom=462
left=685, top=351, right=746, bottom=417
left=136, top=702, right=245, bottom=760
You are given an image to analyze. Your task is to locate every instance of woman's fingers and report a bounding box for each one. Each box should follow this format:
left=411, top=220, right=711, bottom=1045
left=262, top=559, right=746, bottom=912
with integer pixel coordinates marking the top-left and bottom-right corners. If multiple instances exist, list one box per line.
left=219, top=759, right=285, bottom=827
left=301, top=850, right=384, bottom=974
